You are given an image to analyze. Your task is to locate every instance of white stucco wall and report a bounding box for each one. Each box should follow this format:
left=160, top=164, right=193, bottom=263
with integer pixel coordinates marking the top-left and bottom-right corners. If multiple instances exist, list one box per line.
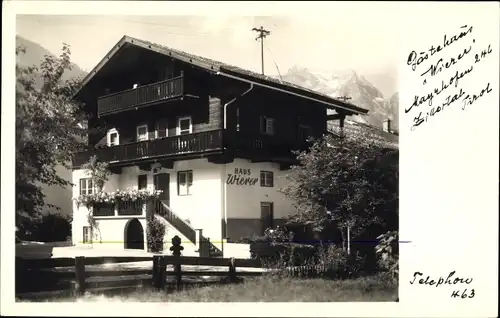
left=90, top=217, right=147, bottom=251
left=72, top=157, right=296, bottom=251
left=224, top=159, right=294, bottom=220
left=71, top=168, right=89, bottom=245
left=72, top=158, right=223, bottom=250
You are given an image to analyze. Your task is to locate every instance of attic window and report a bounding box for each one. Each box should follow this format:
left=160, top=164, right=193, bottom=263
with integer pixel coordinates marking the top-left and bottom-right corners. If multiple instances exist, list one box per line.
left=107, top=128, right=119, bottom=146
left=260, top=116, right=275, bottom=136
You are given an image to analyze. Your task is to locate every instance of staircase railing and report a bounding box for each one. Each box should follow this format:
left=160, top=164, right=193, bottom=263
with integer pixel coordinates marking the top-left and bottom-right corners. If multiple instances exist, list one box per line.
left=155, top=199, right=196, bottom=244
left=154, top=200, right=222, bottom=256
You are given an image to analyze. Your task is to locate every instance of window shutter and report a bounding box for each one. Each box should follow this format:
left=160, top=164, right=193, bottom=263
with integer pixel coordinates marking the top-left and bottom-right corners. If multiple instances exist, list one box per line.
left=80, top=179, right=86, bottom=195
left=267, top=118, right=275, bottom=135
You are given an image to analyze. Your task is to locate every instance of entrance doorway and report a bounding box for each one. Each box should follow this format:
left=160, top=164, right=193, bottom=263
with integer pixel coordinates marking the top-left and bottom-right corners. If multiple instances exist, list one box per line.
left=124, top=218, right=144, bottom=250
left=154, top=173, right=170, bottom=206
left=260, top=202, right=274, bottom=235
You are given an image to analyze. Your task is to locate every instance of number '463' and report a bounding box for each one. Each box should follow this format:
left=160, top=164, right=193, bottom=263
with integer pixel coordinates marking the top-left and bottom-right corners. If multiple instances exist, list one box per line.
left=451, top=289, right=475, bottom=299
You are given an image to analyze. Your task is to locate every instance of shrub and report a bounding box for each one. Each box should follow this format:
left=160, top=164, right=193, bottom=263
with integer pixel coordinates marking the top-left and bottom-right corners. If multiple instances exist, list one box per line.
left=314, top=244, right=364, bottom=278
left=26, top=213, right=72, bottom=242
left=147, top=215, right=166, bottom=253
left=264, top=226, right=293, bottom=243
left=375, top=231, right=398, bottom=282
left=236, top=234, right=270, bottom=244
left=375, top=230, right=399, bottom=282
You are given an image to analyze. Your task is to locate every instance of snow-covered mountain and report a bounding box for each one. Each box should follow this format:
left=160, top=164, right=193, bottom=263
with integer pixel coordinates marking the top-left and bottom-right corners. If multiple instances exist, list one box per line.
left=279, top=67, right=399, bottom=129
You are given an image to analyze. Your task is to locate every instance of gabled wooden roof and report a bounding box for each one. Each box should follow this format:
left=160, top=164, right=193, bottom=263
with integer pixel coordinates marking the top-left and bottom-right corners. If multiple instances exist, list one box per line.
left=75, top=35, right=369, bottom=116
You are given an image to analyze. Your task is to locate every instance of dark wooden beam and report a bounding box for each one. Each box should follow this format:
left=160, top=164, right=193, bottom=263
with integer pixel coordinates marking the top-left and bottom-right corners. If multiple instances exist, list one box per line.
left=339, top=113, right=346, bottom=138
left=158, top=160, right=174, bottom=169
left=208, top=154, right=234, bottom=164
left=109, top=166, right=122, bottom=174
left=138, top=162, right=151, bottom=172
left=327, top=114, right=342, bottom=120
left=279, top=163, right=292, bottom=171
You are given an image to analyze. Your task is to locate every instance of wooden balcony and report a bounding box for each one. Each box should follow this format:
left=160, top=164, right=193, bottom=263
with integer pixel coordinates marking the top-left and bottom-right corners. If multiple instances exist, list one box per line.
left=73, top=129, right=224, bottom=167
left=73, top=129, right=309, bottom=168
left=97, top=76, right=184, bottom=117
left=226, top=132, right=309, bottom=157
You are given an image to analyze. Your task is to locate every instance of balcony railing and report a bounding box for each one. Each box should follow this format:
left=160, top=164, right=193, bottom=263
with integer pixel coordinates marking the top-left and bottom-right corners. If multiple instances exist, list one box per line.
left=73, top=129, right=224, bottom=167
left=226, top=132, right=309, bottom=156
left=97, top=76, right=184, bottom=117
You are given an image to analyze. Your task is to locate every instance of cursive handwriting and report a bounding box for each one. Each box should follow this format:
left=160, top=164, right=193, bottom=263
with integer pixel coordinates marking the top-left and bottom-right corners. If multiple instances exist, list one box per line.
left=410, top=271, right=473, bottom=287
left=405, top=23, right=494, bottom=131
left=462, top=82, right=492, bottom=110
left=410, top=88, right=465, bottom=131
left=407, top=25, right=474, bottom=72
left=405, top=64, right=473, bottom=113
left=420, top=41, right=473, bottom=78
left=226, top=174, right=258, bottom=186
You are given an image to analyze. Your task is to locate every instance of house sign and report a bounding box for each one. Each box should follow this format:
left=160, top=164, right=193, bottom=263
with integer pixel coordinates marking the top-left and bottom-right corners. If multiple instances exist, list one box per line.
left=226, top=168, right=259, bottom=186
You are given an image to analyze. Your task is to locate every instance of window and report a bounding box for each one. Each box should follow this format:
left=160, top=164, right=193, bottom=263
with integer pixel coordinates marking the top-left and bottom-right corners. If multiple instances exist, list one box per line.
left=83, top=226, right=91, bottom=244
left=138, top=175, right=148, bottom=190
left=177, top=170, right=193, bottom=195
left=155, top=119, right=168, bottom=138
left=177, top=116, right=192, bottom=135
left=136, top=125, right=148, bottom=141
left=260, top=171, right=274, bottom=187
left=260, top=116, right=275, bottom=135
left=79, top=178, right=97, bottom=195
left=107, top=128, right=119, bottom=146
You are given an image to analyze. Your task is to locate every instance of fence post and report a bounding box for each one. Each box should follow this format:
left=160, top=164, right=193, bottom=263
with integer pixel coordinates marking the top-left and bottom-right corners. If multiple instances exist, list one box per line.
left=152, top=255, right=160, bottom=289
left=228, top=257, right=237, bottom=282
left=170, top=235, right=184, bottom=288
left=200, top=237, right=210, bottom=257
left=75, top=256, right=86, bottom=295
left=159, top=256, right=167, bottom=290
left=195, top=229, right=203, bottom=255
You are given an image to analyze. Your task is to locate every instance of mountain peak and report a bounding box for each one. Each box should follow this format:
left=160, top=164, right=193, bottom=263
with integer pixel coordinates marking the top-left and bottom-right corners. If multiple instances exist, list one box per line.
left=280, top=66, right=398, bottom=129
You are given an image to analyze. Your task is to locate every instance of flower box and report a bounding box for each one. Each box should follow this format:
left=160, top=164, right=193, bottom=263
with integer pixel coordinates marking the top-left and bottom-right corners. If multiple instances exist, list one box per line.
left=75, top=188, right=163, bottom=209
left=117, top=199, right=145, bottom=216
left=92, top=202, right=115, bottom=217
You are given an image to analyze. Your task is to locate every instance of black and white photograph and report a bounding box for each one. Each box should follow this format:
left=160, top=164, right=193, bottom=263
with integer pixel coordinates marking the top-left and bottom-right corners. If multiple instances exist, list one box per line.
left=1, top=1, right=498, bottom=317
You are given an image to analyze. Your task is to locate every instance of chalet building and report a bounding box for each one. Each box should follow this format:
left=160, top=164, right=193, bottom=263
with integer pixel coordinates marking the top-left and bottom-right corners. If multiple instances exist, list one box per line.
left=71, top=35, right=368, bottom=257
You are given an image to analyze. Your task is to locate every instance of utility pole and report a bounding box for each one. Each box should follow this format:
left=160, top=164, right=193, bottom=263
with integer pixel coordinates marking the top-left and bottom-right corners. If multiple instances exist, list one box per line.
left=252, top=26, right=271, bottom=75
left=337, top=95, right=352, bottom=103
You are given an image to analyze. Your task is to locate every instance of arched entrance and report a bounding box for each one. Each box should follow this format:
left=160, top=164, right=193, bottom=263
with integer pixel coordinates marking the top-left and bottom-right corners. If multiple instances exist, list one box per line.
left=124, top=218, right=144, bottom=250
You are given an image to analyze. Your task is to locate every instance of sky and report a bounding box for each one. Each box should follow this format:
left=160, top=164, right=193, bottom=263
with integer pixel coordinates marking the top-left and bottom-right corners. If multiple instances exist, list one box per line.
left=16, top=12, right=399, bottom=97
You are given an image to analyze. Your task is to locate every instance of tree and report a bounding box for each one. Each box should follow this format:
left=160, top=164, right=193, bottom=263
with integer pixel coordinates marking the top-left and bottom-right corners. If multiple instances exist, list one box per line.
left=16, top=43, right=87, bottom=233
left=280, top=125, right=399, bottom=253
left=80, top=155, right=112, bottom=243
left=81, top=155, right=112, bottom=192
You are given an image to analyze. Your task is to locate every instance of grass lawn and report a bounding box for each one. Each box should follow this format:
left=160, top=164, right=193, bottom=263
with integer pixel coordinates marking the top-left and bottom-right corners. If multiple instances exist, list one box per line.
left=19, top=275, right=398, bottom=302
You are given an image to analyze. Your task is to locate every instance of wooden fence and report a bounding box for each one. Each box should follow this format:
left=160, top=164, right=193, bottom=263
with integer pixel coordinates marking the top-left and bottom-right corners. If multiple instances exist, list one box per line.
left=16, top=237, right=264, bottom=297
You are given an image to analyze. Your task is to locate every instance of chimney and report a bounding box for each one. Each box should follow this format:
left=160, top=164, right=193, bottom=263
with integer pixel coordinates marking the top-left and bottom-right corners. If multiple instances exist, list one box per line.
left=383, top=119, right=391, bottom=133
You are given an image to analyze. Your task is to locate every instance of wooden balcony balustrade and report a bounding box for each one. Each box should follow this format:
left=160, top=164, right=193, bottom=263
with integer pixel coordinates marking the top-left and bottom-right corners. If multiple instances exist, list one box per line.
left=97, top=76, right=184, bottom=117
left=73, top=129, right=224, bottom=167
left=226, top=132, right=309, bottom=156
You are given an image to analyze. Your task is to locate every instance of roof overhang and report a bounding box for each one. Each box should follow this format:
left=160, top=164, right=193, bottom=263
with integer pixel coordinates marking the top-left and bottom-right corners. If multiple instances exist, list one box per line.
left=216, top=70, right=368, bottom=116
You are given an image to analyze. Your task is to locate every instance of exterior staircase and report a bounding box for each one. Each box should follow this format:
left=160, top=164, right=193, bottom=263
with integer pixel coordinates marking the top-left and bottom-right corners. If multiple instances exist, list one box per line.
left=154, top=200, right=223, bottom=257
